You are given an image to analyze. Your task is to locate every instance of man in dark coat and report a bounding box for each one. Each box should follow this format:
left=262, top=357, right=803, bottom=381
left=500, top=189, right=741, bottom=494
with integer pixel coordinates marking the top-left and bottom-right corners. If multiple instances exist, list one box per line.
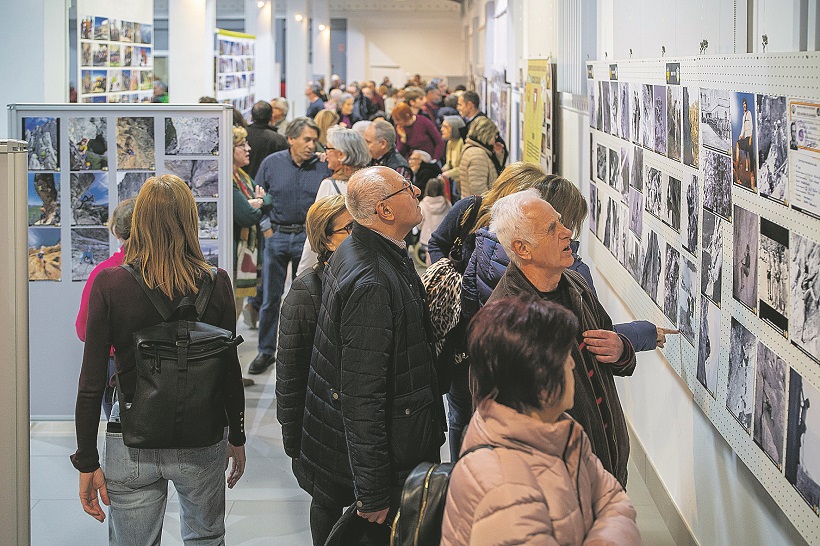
left=364, top=120, right=414, bottom=184
left=246, top=101, right=288, bottom=179
left=300, top=166, right=445, bottom=542
left=485, top=189, right=637, bottom=487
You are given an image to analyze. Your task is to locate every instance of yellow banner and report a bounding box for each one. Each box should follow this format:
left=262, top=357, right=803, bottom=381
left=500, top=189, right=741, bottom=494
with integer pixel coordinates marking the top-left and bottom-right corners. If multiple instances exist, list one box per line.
left=524, top=60, right=548, bottom=165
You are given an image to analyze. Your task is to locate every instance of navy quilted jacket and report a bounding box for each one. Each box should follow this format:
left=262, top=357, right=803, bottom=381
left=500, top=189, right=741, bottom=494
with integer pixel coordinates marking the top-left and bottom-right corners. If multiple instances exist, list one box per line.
left=462, top=228, right=658, bottom=352
left=300, top=224, right=446, bottom=512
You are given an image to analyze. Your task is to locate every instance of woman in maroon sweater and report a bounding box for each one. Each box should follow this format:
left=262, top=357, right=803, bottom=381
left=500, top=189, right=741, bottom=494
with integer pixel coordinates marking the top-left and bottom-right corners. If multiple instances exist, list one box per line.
left=393, top=102, right=445, bottom=162
left=71, top=174, right=246, bottom=544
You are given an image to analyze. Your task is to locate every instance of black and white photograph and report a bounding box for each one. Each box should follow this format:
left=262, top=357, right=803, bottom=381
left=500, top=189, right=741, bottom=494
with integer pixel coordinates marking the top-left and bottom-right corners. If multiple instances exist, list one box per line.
left=23, top=117, right=60, bottom=171
left=640, top=228, right=662, bottom=303
left=679, top=256, right=697, bottom=345
left=785, top=369, right=820, bottom=515
left=731, top=92, right=757, bottom=192
left=628, top=186, right=643, bottom=237
left=619, top=82, right=630, bottom=141
left=758, top=218, right=789, bottom=335
left=662, top=175, right=681, bottom=232
left=70, top=172, right=109, bottom=226
left=616, top=203, right=629, bottom=267
left=733, top=205, right=759, bottom=311
left=618, top=146, right=630, bottom=202
left=630, top=145, right=643, bottom=191
left=608, top=148, right=619, bottom=189
left=601, top=81, right=611, bottom=135
left=164, top=159, right=219, bottom=198
left=667, top=86, right=682, bottom=161
left=596, top=144, right=607, bottom=183
left=702, top=148, right=732, bottom=220
left=603, top=197, right=616, bottom=254
left=28, top=173, right=60, bottom=226
left=756, top=94, right=789, bottom=204
left=626, top=232, right=643, bottom=282
left=165, top=117, right=220, bottom=156
left=654, top=84, right=667, bottom=156
left=682, top=174, right=699, bottom=255
left=199, top=238, right=219, bottom=267
left=727, top=318, right=756, bottom=432
left=71, top=227, right=109, bottom=282
left=754, top=341, right=786, bottom=469
left=116, top=116, right=155, bottom=170
left=700, top=88, right=732, bottom=154
left=630, top=84, right=642, bottom=145
left=683, top=87, right=699, bottom=168
left=790, top=231, right=820, bottom=362
left=663, top=244, right=680, bottom=325
left=117, top=171, right=154, bottom=200
left=596, top=82, right=603, bottom=132
left=644, top=166, right=663, bottom=219
left=641, top=84, right=654, bottom=150
left=609, top=82, right=620, bottom=138
left=589, top=183, right=599, bottom=236
left=701, top=209, right=724, bottom=306
left=197, top=202, right=218, bottom=239
left=68, top=117, right=108, bottom=171
left=696, top=298, right=721, bottom=398
left=587, top=79, right=597, bottom=129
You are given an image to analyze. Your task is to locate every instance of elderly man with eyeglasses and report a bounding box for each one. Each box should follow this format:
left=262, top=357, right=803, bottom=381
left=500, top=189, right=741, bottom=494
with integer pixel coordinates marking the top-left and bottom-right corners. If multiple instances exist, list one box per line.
left=299, top=166, right=446, bottom=544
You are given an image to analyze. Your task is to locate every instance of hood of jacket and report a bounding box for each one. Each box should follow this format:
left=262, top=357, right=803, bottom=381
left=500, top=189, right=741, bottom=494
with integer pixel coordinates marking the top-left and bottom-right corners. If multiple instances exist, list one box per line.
left=421, top=195, right=451, bottom=215
left=463, top=138, right=494, bottom=157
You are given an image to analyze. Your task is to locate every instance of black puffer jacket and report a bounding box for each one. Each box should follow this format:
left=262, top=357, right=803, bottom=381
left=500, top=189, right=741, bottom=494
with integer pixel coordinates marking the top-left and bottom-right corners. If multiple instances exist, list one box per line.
left=276, top=262, right=323, bottom=458
left=300, top=224, right=446, bottom=512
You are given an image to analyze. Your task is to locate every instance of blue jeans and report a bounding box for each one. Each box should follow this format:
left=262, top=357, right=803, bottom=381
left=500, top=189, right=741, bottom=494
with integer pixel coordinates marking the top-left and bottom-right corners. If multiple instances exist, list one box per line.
left=447, top=362, right=472, bottom=461
left=103, top=432, right=228, bottom=546
left=258, top=230, right=306, bottom=355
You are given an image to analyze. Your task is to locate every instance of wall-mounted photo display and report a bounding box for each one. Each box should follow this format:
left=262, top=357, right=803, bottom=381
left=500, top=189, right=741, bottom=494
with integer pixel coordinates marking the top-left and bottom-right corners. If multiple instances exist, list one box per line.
left=733, top=205, right=759, bottom=312
left=682, top=174, right=699, bottom=256
left=588, top=183, right=599, bottom=236
left=653, top=85, right=667, bottom=156
left=164, top=160, right=219, bottom=198
left=618, top=82, right=630, bottom=142
left=69, top=117, right=108, bottom=171
left=28, top=173, right=60, bottom=227
left=700, top=88, right=732, bottom=155
left=640, top=227, right=662, bottom=303
left=754, top=341, right=786, bottom=470
left=70, top=227, right=109, bottom=282
left=789, top=99, right=820, bottom=219
left=667, top=86, right=682, bottom=161
left=697, top=297, right=721, bottom=398
left=727, top=318, right=756, bottom=432
left=70, top=172, right=109, bottom=226
left=662, top=174, right=681, bottom=232
left=200, top=238, right=219, bottom=267
left=23, top=117, right=60, bottom=171
left=683, top=87, right=699, bottom=168
left=701, top=209, right=724, bottom=307
left=785, top=368, right=820, bottom=515
left=27, top=227, right=61, bottom=281
left=116, top=117, right=155, bottom=170
left=678, top=256, right=698, bottom=346
left=197, top=202, right=218, bottom=239
left=644, top=166, right=663, bottom=220
left=630, top=145, right=643, bottom=191
left=756, top=95, right=788, bottom=204
left=595, top=144, right=607, bottom=183
left=215, top=29, right=257, bottom=121
left=758, top=217, right=789, bottom=335
left=663, top=243, right=680, bottom=325
left=702, top=148, right=732, bottom=221
left=731, top=92, right=757, bottom=192
left=789, top=231, right=819, bottom=362
left=117, top=171, right=153, bottom=200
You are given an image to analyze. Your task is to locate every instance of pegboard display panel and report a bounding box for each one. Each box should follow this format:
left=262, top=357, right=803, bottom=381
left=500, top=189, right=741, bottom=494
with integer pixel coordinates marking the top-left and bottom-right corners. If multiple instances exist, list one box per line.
left=587, top=53, right=820, bottom=544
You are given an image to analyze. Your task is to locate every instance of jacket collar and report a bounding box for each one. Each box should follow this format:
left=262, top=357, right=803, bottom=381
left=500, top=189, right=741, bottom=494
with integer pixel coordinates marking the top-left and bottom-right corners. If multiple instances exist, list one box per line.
left=351, top=222, right=409, bottom=262
left=502, top=263, right=584, bottom=314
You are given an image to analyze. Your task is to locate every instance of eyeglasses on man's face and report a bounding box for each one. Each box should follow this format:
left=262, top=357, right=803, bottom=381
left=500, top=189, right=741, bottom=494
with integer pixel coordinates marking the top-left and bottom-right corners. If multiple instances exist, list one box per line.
left=327, top=221, right=354, bottom=236
left=374, top=181, right=415, bottom=213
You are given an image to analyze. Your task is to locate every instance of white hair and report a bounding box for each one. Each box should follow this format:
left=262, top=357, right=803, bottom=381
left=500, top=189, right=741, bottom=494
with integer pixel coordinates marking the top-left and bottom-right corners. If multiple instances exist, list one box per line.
left=410, top=150, right=433, bottom=163
left=489, top=188, right=542, bottom=265
left=351, top=120, right=372, bottom=139
left=329, top=88, right=343, bottom=101
left=346, top=167, right=395, bottom=224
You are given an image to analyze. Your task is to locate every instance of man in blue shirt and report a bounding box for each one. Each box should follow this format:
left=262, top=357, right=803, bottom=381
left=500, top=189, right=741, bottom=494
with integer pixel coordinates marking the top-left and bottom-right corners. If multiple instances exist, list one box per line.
left=305, top=83, right=325, bottom=119
left=249, top=117, right=331, bottom=374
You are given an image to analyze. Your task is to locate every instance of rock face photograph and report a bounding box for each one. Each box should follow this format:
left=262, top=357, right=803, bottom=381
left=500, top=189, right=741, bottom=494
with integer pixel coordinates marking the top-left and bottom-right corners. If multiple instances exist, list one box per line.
left=71, top=227, right=110, bottom=282
left=786, top=369, right=820, bottom=516
left=116, top=116, right=155, bottom=170
left=165, top=117, right=219, bottom=155
left=28, top=227, right=61, bottom=281
left=754, top=341, right=786, bottom=468
left=117, top=171, right=153, bottom=200
left=70, top=173, right=109, bottom=226
left=69, top=117, right=108, bottom=171
left=164, top=159, right=219, bottom=198
left=790, top=231, right=820, bottom=362
left=727, top=318, right=756, bottom=432
left=197, top=202, right=218, bottom=239
left=199, top=238, right=219, bottom=267
left=28, top=173, right=60, bottom=226
left=23, top=117, right=60, bottom=171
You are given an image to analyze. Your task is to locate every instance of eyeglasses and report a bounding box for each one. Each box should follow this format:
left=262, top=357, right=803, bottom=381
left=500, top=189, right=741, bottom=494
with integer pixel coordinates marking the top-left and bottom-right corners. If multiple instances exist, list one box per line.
left=234, top=140, right=249, bottom=148
left=325, top=145, right=337, bottom=151
left=328, top=221, right=354, bottom=235
left=374, top=182, right=415, bottom=213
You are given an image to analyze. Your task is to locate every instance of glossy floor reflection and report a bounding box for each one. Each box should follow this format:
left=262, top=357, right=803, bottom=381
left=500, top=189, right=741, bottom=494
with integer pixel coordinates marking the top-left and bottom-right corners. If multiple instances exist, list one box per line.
left=31, top=316, right=677, bottom=545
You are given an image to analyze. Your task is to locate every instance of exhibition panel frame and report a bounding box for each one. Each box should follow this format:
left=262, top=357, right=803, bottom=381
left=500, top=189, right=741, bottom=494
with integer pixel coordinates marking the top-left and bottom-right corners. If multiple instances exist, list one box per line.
left=587, top=53, right=820, bottom=544
left=10, top=103, right=234, bottom=419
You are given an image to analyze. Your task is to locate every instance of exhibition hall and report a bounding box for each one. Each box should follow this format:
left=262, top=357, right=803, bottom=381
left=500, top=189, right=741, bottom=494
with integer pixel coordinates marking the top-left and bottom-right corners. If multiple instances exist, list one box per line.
left=1, top=0, right=819, bottom=545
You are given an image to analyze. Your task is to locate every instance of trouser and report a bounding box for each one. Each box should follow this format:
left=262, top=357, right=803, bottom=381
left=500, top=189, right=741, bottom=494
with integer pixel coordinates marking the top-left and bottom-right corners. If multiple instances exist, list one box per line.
left=310, top=499, right=344, bottom=546
left=447, top=361, right=472, bottom=461
left=258, top=230, right=306, bottom=355
left=103, top=432, right=228, bottom=546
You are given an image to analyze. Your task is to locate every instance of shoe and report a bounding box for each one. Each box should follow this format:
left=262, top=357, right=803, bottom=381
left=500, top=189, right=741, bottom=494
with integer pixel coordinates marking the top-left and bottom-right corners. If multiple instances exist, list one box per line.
left=242, top=303, right=259, bottom=330
left=248, top=352, right=274, bottom=375
left=242, top=377, right=255, bottom=387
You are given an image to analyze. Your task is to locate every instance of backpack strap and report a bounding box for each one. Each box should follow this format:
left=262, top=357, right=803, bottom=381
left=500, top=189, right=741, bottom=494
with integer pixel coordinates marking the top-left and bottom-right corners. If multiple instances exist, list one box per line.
left=122, top=264, right=173, bottom=321
left=330, top=178, right=342, bottom=194
left=194, top=268, right=217, bottom=320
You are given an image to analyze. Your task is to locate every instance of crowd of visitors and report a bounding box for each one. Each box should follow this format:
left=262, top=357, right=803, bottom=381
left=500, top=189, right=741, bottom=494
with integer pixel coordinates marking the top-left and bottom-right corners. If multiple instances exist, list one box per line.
left=71, top=73, right=663, bottom=545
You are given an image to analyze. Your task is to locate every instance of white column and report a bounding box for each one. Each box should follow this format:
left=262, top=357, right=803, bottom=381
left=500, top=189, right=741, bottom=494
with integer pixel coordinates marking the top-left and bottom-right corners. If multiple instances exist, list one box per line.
left=286, top=0, right=309, bottom=117
left=311, top=0, right=331, bottom=90
left=168, top=0, right=216, bottom=103
left=246, top=0, right=277, bottom=103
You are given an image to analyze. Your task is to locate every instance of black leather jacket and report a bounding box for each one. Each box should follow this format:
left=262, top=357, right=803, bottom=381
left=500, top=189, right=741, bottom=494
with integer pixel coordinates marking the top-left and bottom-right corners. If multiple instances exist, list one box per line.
left=300, top=224, right=445, bottom=511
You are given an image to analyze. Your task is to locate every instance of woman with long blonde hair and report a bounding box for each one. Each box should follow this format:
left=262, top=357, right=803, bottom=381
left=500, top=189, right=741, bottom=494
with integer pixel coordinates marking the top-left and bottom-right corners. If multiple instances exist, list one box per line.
left=72, top=174, right=246, bottom=544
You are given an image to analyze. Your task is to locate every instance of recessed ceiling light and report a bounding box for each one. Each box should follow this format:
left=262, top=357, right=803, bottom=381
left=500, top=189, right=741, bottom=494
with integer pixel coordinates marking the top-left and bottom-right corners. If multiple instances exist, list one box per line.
left=295, top=13, right=304, bottom=22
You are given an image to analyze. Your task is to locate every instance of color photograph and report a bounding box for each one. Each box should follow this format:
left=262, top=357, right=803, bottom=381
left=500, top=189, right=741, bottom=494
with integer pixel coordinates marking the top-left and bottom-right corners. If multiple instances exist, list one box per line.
left=667, top=86, right=682, bottom=161
left=117, top=172, right=153, bottom=200
left=683, top=87, right=699, bottom=168
left=200, top=239, right=219, bottom=267
left=70, top=172, right=109, bottom=226
left=197, top=202, right=218, bottom=239
left=81, top=43, right=92, bottom=67
left=164, top=160, right=219, bottom=198
left=727, top=318, right=756, bottom=432
left=679, top=256, right=697, bottom=345
left=71, top=227, right=109, bottom=282
left=23, top=117, right=59, bottom=171
left=754, top=341, right=786, bottom=469
left=80, top=16, right=93, bottom=40
left=28, top=173, right=60, bottom=226
left=701, top=209, right=724, bottom=306
left=758, top=218, right=789, bottom=335
left=790, top=231, right=820, bottom=362
left=757, top=95, right=789, bottom=204
left=700, top=88, right=731, bottom=154
left=69, top=117, right=108, bottom=171
left=663, top=243, right=680, bottom=325
left=91, top=43, right=108, bottom=67
left=682, top=174, right=699, bottom=255
left=28, top=227, right=61, bottom=281
left=116, top=116, right=155, bottom=170
left=786, top=369, right=820, bottom=515
left=696, top=298, right=721, bottom=398
left=733, top=206, right=759, bottom=311
left=165, top=117, right=220, bottom=156
left=94, top=16, right=109, bottom=40
left=731, top=92, right=757, bottom=191
left=109, top=45, right=122, bottom=67
left=702, top=148, right=732, bottom=220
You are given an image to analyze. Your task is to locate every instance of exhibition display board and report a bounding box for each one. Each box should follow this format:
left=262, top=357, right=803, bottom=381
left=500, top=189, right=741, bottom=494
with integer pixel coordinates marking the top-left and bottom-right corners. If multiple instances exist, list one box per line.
left=523, top=59, right=556, bottom=173
left=215, top=29, right=256, bottom=121
left=587, top=53, right=820, bottom=543
left=10, top=103, right=234, bottom=419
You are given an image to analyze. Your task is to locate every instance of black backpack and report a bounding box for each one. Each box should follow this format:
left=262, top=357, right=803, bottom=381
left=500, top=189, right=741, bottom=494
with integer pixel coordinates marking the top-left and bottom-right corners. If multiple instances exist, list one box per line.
left=389, top=444, right=495, bottom=546
left=116, top=265, right=243, bottom=449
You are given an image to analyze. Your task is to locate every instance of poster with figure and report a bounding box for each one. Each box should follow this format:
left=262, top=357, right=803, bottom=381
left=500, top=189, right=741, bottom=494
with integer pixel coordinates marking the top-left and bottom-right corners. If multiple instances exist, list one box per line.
left=727, top=319, right=756, bottom=432
left=790, top=232, right=820, bottom=362
left=116, top=117, right=155, bottom=170
left=28, top=227, right=61, bottom=281
left=71, top=227, right=109, bottom=282
left=663, top=244, right=680, bottom=324
left=679, top=256, right=697, bottom=345
left=626, top=231, right=643, bottom=282
left=628, top=186, right=643, bottom=237
left=683, top=87, right=699, bottom=168
left=28, top=173, right=60, bottom=226
left=630, top=145, right=643, bottom=191
left=589, top=183, right=599, bottom=236
left=619, top=82, right=630, bottom=141
left=523, top=61, right=546, bottom=164
left=700, top=88, right=731, bottom=154
left=641, top=84, right=654, bottom=149
left=758, top=218, right=789, bottom=335
left=785, top=369, right=820, bottom=515
left=197, top=202, right=218, bottom=239
left=631, top=85, right=642, bottom=145
left=667, top=86, right=682, bottom=161
left=70, top=172, right=109, bottom=226
left=619, top=146, right=630, bottom=202
left=596, top=144, right=607, bottom=183
left=754, top=342, right=786, bottom=469
left=609, top=82, right=620, bottom=138
left=662, top=175, right=681, bottom=232
left=587, top=78, right=597, bottom=129
left=645, top=166, right=663, bottom=219
left=654, top=85, right=667, bottom=155
left=682, top=174, right=699, bottom=256
left=23, top=117, right=60, bottom=171
left=640, top=228, right=662, bottom=303
left=701, top=209, right=724, bottom=306
left=68, top=117, right=108, bottom=171
left=608, top=148, right=619, bottom=189
left=702, top=148, right=732, bottom=221
left=733, top=206, right=759, bottom=311
left=200, top=239, right=219, bottom=267
left=697, top=298, right=721, bottom=398
left=732, top=92, right=757, bottom=192
left=756, top=95, right=788, bottom=204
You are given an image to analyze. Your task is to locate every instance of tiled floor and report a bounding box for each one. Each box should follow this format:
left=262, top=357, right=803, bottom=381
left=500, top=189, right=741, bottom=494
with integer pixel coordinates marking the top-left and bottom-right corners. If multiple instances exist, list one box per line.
left=30, top=318, right=677, bottom=545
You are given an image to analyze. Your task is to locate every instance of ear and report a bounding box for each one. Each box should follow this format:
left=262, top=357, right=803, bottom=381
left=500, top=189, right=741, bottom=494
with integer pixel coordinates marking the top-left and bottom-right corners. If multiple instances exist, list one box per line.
left=511, top=239, right=531, bottom=262
left=375, top=202, right=394, bottom=222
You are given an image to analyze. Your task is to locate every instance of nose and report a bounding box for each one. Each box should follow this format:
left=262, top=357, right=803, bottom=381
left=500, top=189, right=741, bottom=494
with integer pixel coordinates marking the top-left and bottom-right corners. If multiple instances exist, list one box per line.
left=412, top=184, right=421, bottom=197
